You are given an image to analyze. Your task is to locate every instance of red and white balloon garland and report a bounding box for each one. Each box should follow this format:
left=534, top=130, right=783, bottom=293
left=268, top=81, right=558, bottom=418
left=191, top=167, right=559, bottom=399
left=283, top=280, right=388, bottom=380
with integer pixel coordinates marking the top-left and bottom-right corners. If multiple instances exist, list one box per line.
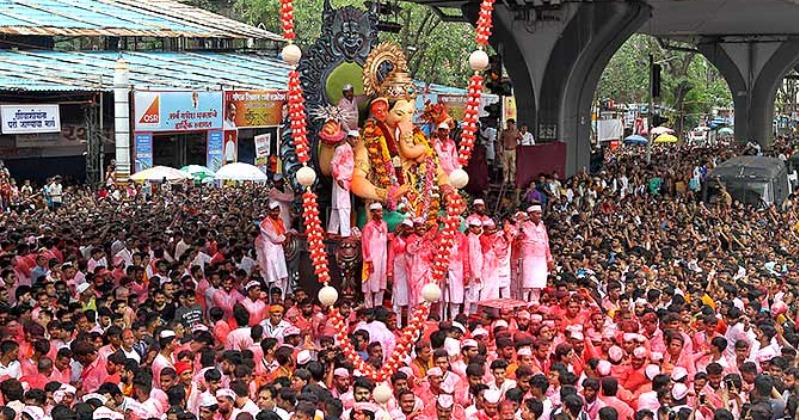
left=279, top=0, right=497, bottom=383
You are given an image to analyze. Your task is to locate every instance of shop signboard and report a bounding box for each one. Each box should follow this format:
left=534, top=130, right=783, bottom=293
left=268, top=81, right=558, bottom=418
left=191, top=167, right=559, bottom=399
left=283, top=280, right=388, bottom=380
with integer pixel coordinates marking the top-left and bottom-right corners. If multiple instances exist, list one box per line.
left=134, top=133, right=153, bottom=172
left=224, top=91, right=286, bottom=129
left=207, top=131, right=224, bottom=172
left=254, top=133, right=271, bottom=166
left=134, top=91, right=223, bottom=132
left=1, top=104, right=61, bottom=134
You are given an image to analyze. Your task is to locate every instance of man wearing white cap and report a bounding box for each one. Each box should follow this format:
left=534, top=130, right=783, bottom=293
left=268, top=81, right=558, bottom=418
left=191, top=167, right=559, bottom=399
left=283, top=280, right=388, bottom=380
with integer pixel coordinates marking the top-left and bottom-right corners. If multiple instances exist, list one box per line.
left=268, top=173, right=294, bottom=229
left=338, top=84, right=366, bottom=131
left=433, top=122, right=459, bottom=175
left=444, top=220, right=469, bottom=320
left=465, top=215, right=483, bottom=315
left=255, top=202, right=288, bottom=299
left=362, top=203, right=388, bottom=307
left=388, top=218, right=413, bottom=326
left=520, top=203, right=553, bottom=303
left=327, top=129, right=358, bottom=238
left=406, top=216, right=434, bottom=308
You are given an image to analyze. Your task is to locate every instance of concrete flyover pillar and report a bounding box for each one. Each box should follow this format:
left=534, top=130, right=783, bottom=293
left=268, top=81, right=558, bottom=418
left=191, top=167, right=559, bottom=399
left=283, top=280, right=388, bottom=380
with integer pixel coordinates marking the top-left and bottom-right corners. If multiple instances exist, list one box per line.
left=698, top=37, right=799, bottom=146
left=464, top=0, right=650, bottom=177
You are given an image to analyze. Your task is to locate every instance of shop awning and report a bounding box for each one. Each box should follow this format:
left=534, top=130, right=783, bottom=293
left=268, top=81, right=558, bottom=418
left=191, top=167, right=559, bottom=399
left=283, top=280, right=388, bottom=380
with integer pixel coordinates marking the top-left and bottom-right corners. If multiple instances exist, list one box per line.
left=0, top=49, right=470, bottom=95
left=0, top=50, right=294, bottom=92
left=0, top=0, right=282, bottom=40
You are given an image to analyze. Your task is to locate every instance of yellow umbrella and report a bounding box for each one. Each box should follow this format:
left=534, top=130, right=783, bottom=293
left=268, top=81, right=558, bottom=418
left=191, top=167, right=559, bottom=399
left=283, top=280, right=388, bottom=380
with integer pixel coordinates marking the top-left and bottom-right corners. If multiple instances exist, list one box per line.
left=654, top=133, right=678, bottom=143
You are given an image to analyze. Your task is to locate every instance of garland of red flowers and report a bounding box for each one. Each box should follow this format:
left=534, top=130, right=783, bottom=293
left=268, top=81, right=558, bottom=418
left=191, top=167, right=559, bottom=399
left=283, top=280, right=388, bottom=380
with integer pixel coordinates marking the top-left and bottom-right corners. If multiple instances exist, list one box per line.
left=280, top=0, right=496, bottom=383
left=457, top=0, right=496, bottom=167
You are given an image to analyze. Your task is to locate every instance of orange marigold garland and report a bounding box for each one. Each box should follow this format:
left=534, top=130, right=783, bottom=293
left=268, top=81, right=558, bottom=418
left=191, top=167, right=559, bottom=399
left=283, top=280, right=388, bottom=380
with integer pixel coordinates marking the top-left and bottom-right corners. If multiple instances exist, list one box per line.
left=280, top=0, right=496, bottom=383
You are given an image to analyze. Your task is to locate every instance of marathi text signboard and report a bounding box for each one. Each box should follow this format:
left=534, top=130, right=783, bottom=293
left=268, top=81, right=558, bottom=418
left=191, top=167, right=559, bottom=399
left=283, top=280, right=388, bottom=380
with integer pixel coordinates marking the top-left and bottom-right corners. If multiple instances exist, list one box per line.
left=224, top=91, right=286, bottom=129
left=134, top=133, right=153, bottom=172
left=1, top=104, right=60, bottom=134
left=134, top=91, right=223, bottom=132
left=207, top=131, right=224, bottom=172
left=254, top=133, right=271, bottom=166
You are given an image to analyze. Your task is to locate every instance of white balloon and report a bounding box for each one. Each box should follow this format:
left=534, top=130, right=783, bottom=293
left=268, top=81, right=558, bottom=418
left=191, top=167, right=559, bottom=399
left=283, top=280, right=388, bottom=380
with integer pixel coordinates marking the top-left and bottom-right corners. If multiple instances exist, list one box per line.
left=282, top=44, right=302, bottom=65
left=469, top=49, right=489, bottom=71
left=373, top=384, right=392, bottom=404
left=422, top=283, right=442, bottom=303
left=449, top=168, right=469, bottom=189
left=296, top=166, right=317, bottom=187
left=318, top=285, right=339, bottom=307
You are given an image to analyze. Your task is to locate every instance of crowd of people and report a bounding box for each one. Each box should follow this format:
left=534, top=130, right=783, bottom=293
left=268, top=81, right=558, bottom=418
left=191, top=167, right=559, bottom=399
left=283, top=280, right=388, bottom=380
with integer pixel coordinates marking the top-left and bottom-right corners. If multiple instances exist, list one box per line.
left=0, top=134, right=797, bottom=420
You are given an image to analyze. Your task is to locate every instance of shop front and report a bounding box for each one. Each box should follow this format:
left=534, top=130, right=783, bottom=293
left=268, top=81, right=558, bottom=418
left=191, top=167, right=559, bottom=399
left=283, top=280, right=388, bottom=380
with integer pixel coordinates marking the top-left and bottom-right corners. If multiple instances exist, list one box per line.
left=132, top=90, right=224, bottom=172
left=223, top=90, right=285, bottom=177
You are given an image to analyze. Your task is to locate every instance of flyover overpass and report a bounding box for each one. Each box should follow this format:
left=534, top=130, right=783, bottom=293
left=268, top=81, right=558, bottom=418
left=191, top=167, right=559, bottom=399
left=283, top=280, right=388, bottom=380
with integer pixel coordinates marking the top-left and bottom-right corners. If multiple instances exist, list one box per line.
left=405, top=0, right=799, bottom=175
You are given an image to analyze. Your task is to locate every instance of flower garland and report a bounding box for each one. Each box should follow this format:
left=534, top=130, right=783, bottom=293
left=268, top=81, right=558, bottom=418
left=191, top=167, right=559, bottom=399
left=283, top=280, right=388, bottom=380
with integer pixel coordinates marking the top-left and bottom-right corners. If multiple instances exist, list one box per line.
left=457, top=0, right=496, bottom=167
left=280, top=0, right=497, bottom=383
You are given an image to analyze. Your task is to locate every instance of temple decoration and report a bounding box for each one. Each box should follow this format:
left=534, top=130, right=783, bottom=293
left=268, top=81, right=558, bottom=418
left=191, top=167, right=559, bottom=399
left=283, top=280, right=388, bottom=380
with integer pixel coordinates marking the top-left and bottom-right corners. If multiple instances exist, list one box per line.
left=279, top=0, right=498, bottom=384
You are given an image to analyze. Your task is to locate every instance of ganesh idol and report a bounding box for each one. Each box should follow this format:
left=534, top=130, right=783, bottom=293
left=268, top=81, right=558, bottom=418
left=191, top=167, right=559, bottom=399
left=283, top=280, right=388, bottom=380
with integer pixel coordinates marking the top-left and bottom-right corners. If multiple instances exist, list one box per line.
left=349, top=42, right=454, bottom=226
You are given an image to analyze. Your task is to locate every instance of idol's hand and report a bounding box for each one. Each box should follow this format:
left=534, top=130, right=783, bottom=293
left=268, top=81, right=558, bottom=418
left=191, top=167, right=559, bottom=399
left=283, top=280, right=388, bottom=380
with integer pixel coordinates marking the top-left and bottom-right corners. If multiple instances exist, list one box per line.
left=393, top=184, right=411, bottom=201
left=398, top=120, right=414, bottom=135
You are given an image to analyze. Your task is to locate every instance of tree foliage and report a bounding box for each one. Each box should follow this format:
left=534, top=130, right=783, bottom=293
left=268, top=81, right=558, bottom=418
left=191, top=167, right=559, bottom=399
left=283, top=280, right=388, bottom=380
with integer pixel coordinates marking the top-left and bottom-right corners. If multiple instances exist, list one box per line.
left=596, top=35, right=732, bottom=136
left=231, top=0, right=476, bottom=87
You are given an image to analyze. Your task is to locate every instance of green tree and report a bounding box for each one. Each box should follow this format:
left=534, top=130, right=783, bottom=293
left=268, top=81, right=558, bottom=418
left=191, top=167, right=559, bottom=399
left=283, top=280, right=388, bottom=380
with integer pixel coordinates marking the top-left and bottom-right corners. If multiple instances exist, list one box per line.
left=232, top=0, right=476, bottom=87
left=596, top=35, right=732, bottom=138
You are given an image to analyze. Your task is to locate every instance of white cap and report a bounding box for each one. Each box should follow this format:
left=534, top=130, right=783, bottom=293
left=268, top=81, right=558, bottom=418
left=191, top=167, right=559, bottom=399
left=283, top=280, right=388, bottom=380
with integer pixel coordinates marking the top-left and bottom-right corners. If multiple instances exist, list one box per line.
left=427, top=367, right=443, bottom=377
left=494, top=320, right=509, bottom=329
left=462, top=339, right=478, bottom=349
left=438, top=122, right=450, bottom=130
left=284, top=326, right=301, bottom=336
left=650, top=352, right=664, bottom=362
left=672, top=366, right=688, bottom=381
left=517, top=347, right=532, bottom=357
left=273, top=173, right=284, bottom=181
left=347, top=130, right=360, bottom=137
left=245, top=280, right=261, bottom=290
left=482, top=219, right=495, bottom=228
left=467, top=216, right=482, bottom=227
left=633, top=346, right=647, bottom=359
left=159, top=330, right=176, bottom=339
left=92, top=406, right=123, bottom=420
left=413, top=217, right=426, bottom=224
left=472, top=327, right=489, bottom=337
left=527, top=205, right=542, bottom=213
left=438, top=394, right=454, bottom=409
left=200, top=394, right=218, bottom=408
left=571, top=331, right=584, bottom=341
left=401, top=218, right=414, bottom=227
left=22, top=406, right=45, bottom=420
left=452, top=322, right=466, bottom=333
left=473, top=198, right=485, bottom=205
left=484, top=389, right=501, bottom=404
left=60, top=384, right=77, bottom=394
left=645, top=364, right=661, bottom=380
left=268, top=201, right=280, bottom=210
left=297, top=350, right=312, bottom=365
left=334, top=368, right=350, bottom=378
left=76, top=283, right=92, bottom=294
left=608, top=346, right=624, bottom=362
left=672, top=383, right=689, bottom=400
left=83, top=393, right=108, bottom=404
left=343, top=84, right=354, bottom=91
left=597, top=360, right=611, bottom=376
left=369, top=203, right=382, bottom=211
left=216, top=389, right=236, bottom=400
left=623, top=333, right=638, bottom=342
left=444, top=337, right=460, bottom=357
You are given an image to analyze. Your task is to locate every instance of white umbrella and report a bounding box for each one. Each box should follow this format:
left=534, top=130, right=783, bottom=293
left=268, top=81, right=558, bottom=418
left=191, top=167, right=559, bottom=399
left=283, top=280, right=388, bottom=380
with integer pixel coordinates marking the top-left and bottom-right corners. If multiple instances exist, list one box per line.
left=129, top=166, right=192, bottom=182
left=651, top=126, right=674, bottom=136
left=215, top=162, right=268, bottom=182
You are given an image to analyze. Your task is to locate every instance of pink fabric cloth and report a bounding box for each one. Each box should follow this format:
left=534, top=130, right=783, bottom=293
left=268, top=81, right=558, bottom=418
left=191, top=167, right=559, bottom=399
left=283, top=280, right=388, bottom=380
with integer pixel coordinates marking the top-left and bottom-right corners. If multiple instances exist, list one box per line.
left=434, top=137, right=459, bottom=175
left=520, top=220, right=552, bottom=289
left=361, top=219, right=388, bottom=293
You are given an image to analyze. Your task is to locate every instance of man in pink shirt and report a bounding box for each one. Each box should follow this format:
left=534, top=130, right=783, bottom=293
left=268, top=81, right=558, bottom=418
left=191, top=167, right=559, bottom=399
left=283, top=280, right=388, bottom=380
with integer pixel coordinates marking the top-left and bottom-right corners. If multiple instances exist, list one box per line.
left=152, top=330, right=177, bottom=390
left=225, top=304, right=253, bottom=351
left=74, top=340, right=109, bottom=394
left=240, top=281, right=266, bottom=327
left=212, top=277, right=244, bottom=320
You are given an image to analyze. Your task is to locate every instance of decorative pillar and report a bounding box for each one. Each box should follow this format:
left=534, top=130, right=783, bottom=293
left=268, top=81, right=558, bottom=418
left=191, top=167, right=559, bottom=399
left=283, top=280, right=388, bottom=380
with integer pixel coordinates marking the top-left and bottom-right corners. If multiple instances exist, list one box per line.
left=113, top=58, right=132, bottom=181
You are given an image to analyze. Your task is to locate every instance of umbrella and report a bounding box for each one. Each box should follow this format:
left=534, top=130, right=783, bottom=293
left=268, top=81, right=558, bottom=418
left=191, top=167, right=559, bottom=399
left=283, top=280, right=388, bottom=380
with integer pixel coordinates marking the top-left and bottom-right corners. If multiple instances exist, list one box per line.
left=624, top=135, right=648, bottom=145
left=651, top=126, right=674, bottom=136
left=180, top=165, right=216, bottom=181
left=215, top=162, right=268, bottom=182
left=129, top=166, right=192, bottom=182
left=654, top=134, right=679, bottom=143
left=718, top=127, right=734, bottom=136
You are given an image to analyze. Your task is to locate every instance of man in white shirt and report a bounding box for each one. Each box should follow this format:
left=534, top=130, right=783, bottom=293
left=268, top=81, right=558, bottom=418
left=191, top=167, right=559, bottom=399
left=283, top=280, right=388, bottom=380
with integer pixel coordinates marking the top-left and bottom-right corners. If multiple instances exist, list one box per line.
left=337, top=85, right=367, bottom=132
left=520, top=124, right=535, bottom=146
left=0, top=340, right=21, bottom=379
